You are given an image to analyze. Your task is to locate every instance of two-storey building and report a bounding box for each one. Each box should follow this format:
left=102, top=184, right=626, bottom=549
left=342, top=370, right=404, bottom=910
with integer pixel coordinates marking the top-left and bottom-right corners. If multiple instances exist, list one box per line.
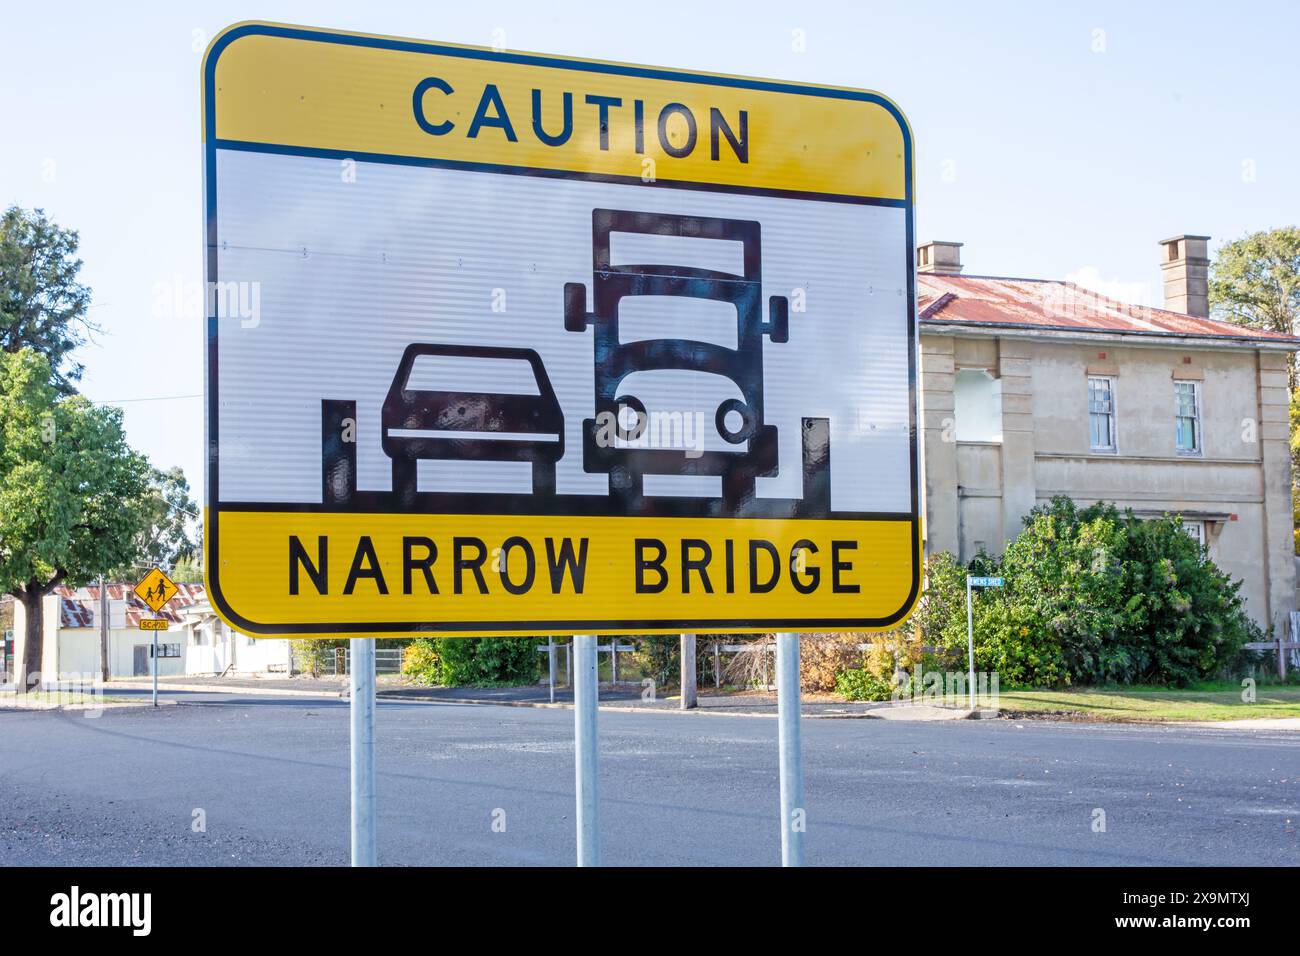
left=917, top=235, right=1299, bottom=636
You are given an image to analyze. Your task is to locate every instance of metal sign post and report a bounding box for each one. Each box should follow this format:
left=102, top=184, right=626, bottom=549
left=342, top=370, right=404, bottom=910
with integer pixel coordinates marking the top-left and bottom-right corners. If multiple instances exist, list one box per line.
left=775, top=633, right=804, bottom=866
left=965, top=577, right=1003, bottom=710
left=965, top=578, right=974, bottom=711
left=133, top=567, right=179, bottom=710
left=680, top=634, right=697, bottom=710
left=537, top=638, right=559, bottom=702
left=547, top=637, right=556, bottom=704
left=573, top=634, right=600, bottom=866
left=350, top=638, right=378, bottom=866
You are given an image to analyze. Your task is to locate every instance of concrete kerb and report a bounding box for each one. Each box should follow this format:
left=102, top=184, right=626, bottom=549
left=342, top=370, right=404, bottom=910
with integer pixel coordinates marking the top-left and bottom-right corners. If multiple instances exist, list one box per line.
left=107, top=680, right=344, bottom=699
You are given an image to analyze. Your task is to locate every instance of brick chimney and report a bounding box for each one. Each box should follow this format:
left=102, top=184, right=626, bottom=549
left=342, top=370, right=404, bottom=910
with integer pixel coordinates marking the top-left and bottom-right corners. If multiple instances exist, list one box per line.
left=917, top=240, right=963, bottom=275
left=1159, top=234, right=1210, bottom=318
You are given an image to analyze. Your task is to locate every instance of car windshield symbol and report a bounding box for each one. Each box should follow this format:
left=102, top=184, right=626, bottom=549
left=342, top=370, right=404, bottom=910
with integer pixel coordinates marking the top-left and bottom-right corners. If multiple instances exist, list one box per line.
left=382, top=344, right=563, bottom=499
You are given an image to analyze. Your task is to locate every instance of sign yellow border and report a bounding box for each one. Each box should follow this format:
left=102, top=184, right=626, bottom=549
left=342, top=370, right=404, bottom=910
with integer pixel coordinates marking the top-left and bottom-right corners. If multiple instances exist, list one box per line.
left=202, top=22, right=920, bottom=638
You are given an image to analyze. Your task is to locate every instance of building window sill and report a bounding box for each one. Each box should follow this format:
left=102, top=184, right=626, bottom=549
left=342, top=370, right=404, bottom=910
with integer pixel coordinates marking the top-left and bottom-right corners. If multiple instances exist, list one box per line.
left=1038, top=451, right=1256, bottom=465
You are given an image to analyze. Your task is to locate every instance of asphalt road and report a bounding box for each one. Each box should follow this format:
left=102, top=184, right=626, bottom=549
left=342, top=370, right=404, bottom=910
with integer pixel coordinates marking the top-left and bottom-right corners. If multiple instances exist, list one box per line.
left=2, top=694, right=1297, bottom=866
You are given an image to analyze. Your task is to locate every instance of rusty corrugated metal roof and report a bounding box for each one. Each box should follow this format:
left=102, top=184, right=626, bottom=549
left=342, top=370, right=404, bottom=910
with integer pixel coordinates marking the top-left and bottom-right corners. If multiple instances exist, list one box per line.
left=53, top=583, right=208, bottom=628
left=917, top=274, right=1300, bottom=345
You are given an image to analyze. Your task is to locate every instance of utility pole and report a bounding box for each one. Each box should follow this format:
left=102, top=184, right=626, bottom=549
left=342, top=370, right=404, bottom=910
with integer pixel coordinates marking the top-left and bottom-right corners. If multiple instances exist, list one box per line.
left=98, top=576, right=109, bottom=684
left=680, top=634, right=697, bottom=709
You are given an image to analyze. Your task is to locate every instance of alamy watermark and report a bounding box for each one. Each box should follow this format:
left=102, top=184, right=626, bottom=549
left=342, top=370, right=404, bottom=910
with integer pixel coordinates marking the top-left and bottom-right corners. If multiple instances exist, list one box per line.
left=592, top=405, right=706, bottom=459
left=0, top=672, right=104, bottom=717
left=891, top=662, right=999, bottom=709
left=152, top=275, right=262, bottom=328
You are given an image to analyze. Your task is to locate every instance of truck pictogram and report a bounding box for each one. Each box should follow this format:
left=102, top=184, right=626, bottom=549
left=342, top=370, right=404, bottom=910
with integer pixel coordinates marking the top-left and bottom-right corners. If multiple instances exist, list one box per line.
left=321, top=207, right=830, bottom=519
left=563, top=209, right=791, bottom=512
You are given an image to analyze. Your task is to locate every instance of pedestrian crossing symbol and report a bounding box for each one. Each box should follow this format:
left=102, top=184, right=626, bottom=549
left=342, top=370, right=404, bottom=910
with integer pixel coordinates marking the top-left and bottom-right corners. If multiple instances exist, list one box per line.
left=135, top=567, right=179, bottom=614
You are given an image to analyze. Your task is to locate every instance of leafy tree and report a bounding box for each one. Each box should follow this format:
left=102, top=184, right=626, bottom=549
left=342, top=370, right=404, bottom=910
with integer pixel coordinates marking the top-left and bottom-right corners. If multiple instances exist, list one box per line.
left=111, top=465, right=199, bottom=578
left=169, top=555, right=204, bottom=584
left=1214, top=230, right=1300, bottom=552
left=1210, top=226, right=1300, bottom=392
left=1291, top=391, right=1300, bottom=552
left=0, top=207, right=96, bottom=393
left=0, top=349, right=152, bottom=690
left=1209, top=226, right=1300, bottom=336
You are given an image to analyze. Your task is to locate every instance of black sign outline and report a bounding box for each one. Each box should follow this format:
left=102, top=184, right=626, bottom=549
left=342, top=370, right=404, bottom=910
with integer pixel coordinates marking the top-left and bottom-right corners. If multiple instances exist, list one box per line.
left=203, top=22, right=920, bottom=635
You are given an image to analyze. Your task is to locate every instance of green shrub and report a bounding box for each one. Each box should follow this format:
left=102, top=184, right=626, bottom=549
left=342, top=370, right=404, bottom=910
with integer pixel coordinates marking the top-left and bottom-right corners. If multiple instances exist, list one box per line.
left=835, top=667, right=895, bottom=701
left=633, top=635, right=680, bottom=688
left=290, top=638, right=346, bottom=676
left=435, top=637, right=538, bottom=686
left=402, top=638, right=442, bottom=685
left=1110, top=514, right=1251, bottom=684
left=917, top=497, right=1258, bottom=688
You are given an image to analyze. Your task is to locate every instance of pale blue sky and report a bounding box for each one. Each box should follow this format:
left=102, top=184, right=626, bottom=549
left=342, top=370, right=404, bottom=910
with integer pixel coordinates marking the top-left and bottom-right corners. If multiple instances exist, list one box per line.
left=3, top=0, right=1297, bottom=505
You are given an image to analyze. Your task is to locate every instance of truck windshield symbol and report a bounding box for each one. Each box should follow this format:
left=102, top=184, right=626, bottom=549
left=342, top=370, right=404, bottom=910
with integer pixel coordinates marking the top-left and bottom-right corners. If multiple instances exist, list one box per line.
left=564, top=209, right=791, bottom=512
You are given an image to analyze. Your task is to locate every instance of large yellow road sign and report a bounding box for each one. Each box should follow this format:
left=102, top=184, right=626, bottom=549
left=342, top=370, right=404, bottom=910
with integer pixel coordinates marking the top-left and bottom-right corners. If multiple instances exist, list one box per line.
left=202, top=22, right=920, bottom=638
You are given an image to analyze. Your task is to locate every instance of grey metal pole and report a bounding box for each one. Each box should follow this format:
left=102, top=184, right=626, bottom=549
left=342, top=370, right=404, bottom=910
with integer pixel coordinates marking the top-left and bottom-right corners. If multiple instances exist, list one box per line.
left=548, top=637, right=556, bottom=704
left=775, top=632, right=804, bottom=867
left=151, top=628, right=158, bottom=708
left=966, top=577, right=976, bottom=711
left=680, top=633, right=697, bottom=709
left=350, top=638, right=378, bottom=867
left=573, top=633, right=600, bottom=866
left=98, top=577, right=109, bottom=684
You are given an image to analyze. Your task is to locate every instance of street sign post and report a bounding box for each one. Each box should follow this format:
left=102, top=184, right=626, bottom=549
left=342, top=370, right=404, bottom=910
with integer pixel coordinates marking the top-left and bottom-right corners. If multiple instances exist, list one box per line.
left=135, top=567, right=179, bottom=708
left=203, top=21, right=917, bottom=867
left=349, top=638, right=378, bottom=867
left=965, top=576, right=1004, bottom=710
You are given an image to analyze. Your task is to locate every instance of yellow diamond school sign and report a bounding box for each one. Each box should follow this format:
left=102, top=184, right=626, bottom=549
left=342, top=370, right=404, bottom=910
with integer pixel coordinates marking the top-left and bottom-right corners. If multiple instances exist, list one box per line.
left=135, top=567, right=179, bottom=614
left=202, top=22, right=920, bottom=638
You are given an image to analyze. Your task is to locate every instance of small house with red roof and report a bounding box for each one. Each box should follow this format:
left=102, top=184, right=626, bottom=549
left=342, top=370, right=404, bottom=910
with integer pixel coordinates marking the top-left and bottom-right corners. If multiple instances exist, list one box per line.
left=10, top=582, right=290, bottom=680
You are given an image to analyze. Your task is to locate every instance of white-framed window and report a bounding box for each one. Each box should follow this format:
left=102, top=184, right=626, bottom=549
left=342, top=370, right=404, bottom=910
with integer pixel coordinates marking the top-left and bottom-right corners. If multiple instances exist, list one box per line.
left=953, top=368, right=1003, bottom=442
left=1088, top=376, right=1117, bottom=452
left=1182, top=520, right=1205, bottom=548
left=1175, top=381, right=1201, bottom=456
